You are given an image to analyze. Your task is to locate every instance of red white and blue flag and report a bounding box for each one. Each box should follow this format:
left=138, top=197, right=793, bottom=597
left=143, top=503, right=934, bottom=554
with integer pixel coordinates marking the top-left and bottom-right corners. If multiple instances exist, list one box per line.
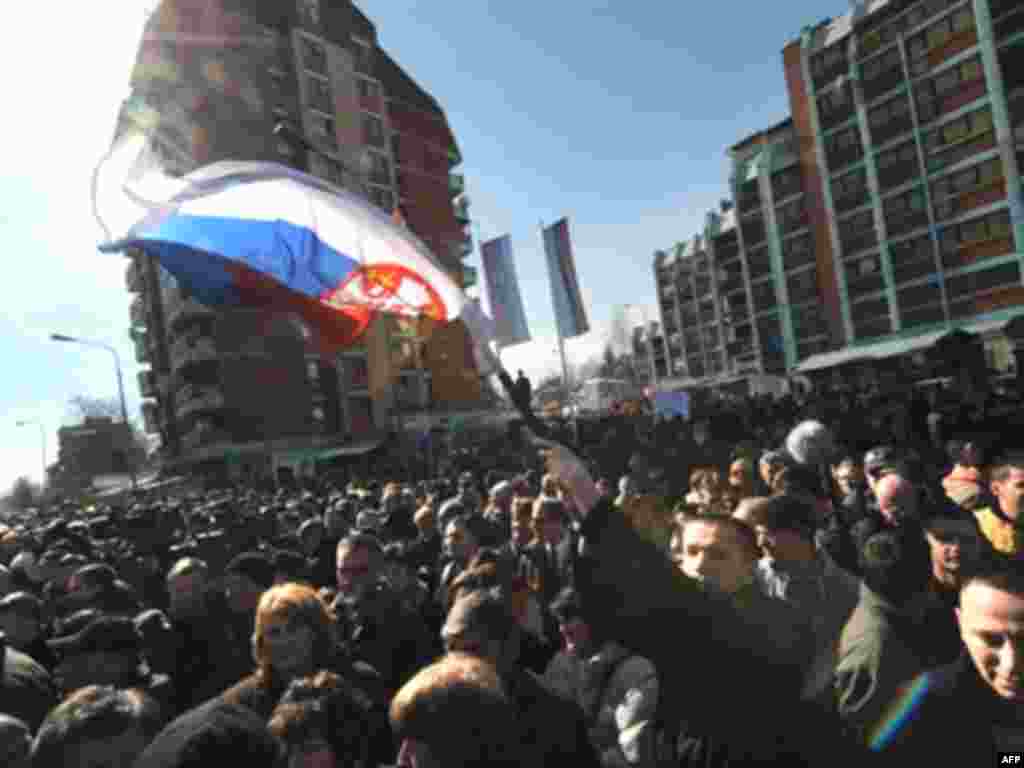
left=94, top=134, right=497, bottom=371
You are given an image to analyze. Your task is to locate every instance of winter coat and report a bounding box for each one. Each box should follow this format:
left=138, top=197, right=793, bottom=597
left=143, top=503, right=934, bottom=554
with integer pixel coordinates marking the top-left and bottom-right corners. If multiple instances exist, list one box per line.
left=833, top=585, right=927, bottom=745
left=573, top=495, right=892, bottom=767
left=545, top=643, right=659, bottom=767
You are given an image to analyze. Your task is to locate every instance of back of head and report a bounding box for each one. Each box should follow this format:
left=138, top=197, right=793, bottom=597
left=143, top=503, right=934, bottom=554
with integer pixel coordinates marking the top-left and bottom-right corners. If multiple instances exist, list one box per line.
left=390, top=653, right=521, bottom=768
left=31, top=686, right=162, bottom=768
left=859, top=525, right=931, bottom=605
left=133, top=700, right=281, bottom=768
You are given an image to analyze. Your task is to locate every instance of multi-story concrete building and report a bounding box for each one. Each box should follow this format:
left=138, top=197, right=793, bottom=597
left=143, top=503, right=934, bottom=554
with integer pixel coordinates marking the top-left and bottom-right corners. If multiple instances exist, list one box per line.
left=786, top=0, right=1024, bottom=372
left=656, top=0, right=1024, bottom=388
left=122, top=0, right=475, bottom=478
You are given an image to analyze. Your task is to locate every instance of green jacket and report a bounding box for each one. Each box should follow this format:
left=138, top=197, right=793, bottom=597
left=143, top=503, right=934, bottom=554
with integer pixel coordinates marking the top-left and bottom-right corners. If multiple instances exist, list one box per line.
left=834, top=584, right=926, bottom=745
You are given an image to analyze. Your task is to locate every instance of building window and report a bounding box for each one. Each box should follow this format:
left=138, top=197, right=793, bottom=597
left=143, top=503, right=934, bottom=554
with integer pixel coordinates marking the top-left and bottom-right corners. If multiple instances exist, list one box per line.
left=782, top=233, right=815, bottom=271
left=309, top=113, right=337, bottom=148
left=362, top=114, right=386, bottom=148
left=818, top=82, right=854, bottom=129
left=924, top=106, right=996, bottom=170
left=832, top=168, right=869, bottom=213
left=825, top=126, right=863, bottom=171
left=939, top=208, right=1014, bottom=268
left=868, top=94, right=912, bottom=144
left=845, top=251, right=886, bottom=300
left=931, top=156, right=1004, bottom=213
left=352, top=39, right=373, bottom=76
left=787, top=268, right=818, bottom=304
left=357, top=78, right=381, bottom=104
left=946, top=262, right=1021, bottom=316
left=771, top=167, right=803, bottom=200
left=302, top=38, right=326, bottom=75
left=838, top=210, right=878, bottom=255
left=891, top=234, right=938, bottom=285
left=369, top=186, right=394, bottom=212
left=876, top=140, right=921, bottom=190
left=916, top=56, right=986, bottom=124
left=368, top=152, right=391, bottom=186
left=883, top=186, right=928, bottom=237
left=776, top=199, right=807, bottom=235
left=307, top=75, right=332, bottom=113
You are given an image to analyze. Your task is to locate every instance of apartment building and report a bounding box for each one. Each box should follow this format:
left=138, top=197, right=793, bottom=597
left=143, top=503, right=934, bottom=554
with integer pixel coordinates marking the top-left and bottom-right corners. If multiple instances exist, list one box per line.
left=122, top=0, right=474, bottom=476
left=655, top=0, right=1024, bottom=388
left=786, top=0, right=1024, bottom=371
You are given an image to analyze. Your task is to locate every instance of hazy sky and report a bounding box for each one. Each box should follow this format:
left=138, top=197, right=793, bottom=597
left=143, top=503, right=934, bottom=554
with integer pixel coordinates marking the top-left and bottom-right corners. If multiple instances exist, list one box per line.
left=0, top=0, right=844, bottom=489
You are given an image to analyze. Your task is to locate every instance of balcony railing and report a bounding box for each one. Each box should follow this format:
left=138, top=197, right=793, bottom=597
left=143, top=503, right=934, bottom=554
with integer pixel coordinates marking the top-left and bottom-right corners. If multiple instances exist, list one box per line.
left=134, top=333, right=151, bottom=365
left=165, top=295, right=212, bottom=329
left=138, top=369, right=157, bottom=398
left=130, top=297, right=148, bottom=328
left=454, top=197, right=470, bottom=224
left=170, top=337, right=218, bottom=369
left=449, top=173, right=465, bottom=198
left=126, top=258, right=144, bottom=293
left=176, top=389, right=226, bottom=420
left=862, top=66, right=905, bottom=105
left=995, top=4, right=1024, bottom=41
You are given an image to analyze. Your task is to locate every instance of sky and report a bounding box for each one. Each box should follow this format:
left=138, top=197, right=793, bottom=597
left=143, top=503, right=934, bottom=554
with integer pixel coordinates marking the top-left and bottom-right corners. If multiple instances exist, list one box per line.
left=0, top=0, right=846, bottom=491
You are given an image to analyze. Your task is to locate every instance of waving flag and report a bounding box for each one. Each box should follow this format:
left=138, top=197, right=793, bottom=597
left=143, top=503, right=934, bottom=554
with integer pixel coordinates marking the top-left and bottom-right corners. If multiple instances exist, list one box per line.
left=94, top=134, right=498, bottom=373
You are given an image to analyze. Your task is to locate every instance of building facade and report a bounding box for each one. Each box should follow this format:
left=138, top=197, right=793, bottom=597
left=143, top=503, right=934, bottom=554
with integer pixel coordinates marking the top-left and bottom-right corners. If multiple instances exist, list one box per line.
left=655, top=0, right=1024, bottom=386
left=122, top=0, right=475, bottom=474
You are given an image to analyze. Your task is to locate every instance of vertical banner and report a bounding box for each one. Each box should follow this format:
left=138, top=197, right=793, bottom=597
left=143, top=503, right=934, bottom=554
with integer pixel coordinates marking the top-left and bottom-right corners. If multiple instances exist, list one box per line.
left=480, top=235, right=531, bottom=346
left=542, top=217, right=590, bottom=339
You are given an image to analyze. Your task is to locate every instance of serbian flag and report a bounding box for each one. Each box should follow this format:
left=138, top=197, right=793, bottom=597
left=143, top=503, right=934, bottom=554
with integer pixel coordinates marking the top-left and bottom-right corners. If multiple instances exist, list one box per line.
left=94, top=134, right=498, bottom=372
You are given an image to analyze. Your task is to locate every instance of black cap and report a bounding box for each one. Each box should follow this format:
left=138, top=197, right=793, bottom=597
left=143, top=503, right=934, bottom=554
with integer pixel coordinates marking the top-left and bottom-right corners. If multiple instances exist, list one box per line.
left=224, top=552, right=275, bottom=589
left=48, top=615, right=141, bottom=656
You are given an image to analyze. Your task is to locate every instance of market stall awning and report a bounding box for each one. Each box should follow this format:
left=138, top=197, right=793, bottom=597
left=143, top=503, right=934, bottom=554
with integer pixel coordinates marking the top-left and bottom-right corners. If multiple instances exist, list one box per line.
left=315, top=438, right=385, bottom=460
left=796, top=316, right=1013, bottom=373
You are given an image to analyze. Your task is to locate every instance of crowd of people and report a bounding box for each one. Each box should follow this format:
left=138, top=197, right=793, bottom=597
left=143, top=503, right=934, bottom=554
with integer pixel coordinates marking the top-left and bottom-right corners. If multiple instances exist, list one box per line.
left=1, top=377, right=1023, bottom=766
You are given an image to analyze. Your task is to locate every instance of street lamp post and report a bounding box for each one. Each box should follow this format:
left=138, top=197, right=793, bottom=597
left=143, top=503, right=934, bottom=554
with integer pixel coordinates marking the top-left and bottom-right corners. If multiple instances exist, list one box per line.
left=15, top=419, right=47, bottom=506
left=50, top=333, right=137, bottom=490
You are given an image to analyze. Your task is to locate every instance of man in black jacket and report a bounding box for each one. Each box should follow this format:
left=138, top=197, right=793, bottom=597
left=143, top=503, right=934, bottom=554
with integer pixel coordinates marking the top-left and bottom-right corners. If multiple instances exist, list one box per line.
left=442, top=589, right=600, bottom=768
left=540, top=440, right=901, bottom=767
left=874, top=553, right=1024, bottom=762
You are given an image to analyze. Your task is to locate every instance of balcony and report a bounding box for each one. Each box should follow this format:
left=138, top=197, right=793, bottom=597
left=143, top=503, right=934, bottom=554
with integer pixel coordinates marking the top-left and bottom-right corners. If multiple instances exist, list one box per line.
left=126, top=258, right=144, bottom=293
left=129, top=296, right=148, bottom=329
left=181, top=424, right=231, bottom=452
left=170, top=337, right=218, bottom=370
left=141, top=402, right=160, bottom=435
left=138, top=369, right=157, bottom=399
left=133, top=332, right=151, bottom=365
left=176, top=387, right=226, bottom=420
left=861, top=65, right=905, bottom=106
left=165, top=294, right=212, bottom=331
left=454, top=196, right=470, bottom=225
left=933, top=182, right=1007, bottom=224
left=449, top=173, right=465, bottom=198
left=885, top=209, right=930, bottom=239
left=995, top=3, right=1024, bottom=43
left=876, top=157, right=922, bottom=193
left=740, top=217, right=767, bottom=248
